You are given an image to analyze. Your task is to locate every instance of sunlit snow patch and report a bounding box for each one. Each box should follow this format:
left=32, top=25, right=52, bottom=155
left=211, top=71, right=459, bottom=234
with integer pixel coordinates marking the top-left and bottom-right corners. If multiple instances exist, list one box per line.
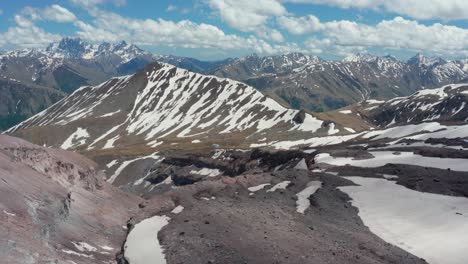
left=171, top=205, right=184, bottom=214
left=267, top=181, right=291, bottom=192
left=315, top=152, right=468, bottom=172
left=124, top=215, right=170, bottom=264
left=339, top=177, right=468, bottom=264
left=60, top=127, right=89, bottom=149
left=190, top=168, right=221, bottom=177
left=248, top=183, right=271, bottom=192
left=3, top=210, right=16, bottom=217
left=296, top=181, right=322, bottom=214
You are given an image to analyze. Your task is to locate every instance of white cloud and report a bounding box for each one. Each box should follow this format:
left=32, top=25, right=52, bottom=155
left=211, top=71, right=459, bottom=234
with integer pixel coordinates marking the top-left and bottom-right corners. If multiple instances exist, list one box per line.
left=43, top=5, right=77, bottom=22
left=300, top=16, right=468, bottom=57
left=0, top=9, right=3, bottom=15
left=74, top=8, right=295, bottom=54
left=256, top=28, right=285, bottom=42
left=205, top=0, right=287, bottom=42
left=70, top=0, right=126, bottom=8
left=114, top=0, right=126, bottom=6
left=283, top=0, right=468, bottom=20
left=166, top=5, right=190, bottom=14
left=206, top=0, right=286, bottom=32
left=166, top=5, right=177, bottom=12
left=22, top=5, right=77, bottom=23
left=0, top=15, right=61, bottom=48
left=277, top=15, right=322, bottom=34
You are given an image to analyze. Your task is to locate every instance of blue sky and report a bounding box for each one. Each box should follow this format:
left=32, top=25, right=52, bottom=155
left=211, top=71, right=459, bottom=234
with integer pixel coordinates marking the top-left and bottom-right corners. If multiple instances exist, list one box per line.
left=1, top=0, right=468, bottom=60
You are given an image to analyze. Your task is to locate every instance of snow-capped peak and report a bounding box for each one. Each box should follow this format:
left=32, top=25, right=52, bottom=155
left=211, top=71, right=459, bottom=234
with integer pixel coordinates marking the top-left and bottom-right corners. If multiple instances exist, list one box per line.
left=407, top=53, right=446, bottom=67
left=342, top=52, right=379, bottom=62
left=45, top=37, right=95, bottom=59
left=42, top=37, right=147, bottom=62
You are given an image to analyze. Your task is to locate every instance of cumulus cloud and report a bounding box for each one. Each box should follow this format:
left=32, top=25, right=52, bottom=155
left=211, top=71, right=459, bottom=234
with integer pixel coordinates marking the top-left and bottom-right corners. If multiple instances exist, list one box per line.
left=2, top=1, right=468, bottom=58
left=70, top=0, right=126, bottom=8
left=42, top=5, right=77, bottom=22
left=205, top=0, right=287, bottom=42
left=166, top=5, right=178, bottom=12
left=0, top=15, right=61, bottom=48
left=165, top=4, right=190, bottom=14
left=256, top=28, right=285, bottom=42
left=22, top=5, right=77, bottom=23
left=283, top=0, right=468, bottom=20
left=299, top=16, right=468, bottom=56
left=277, top=15, right=322, bottom=34
left=74, top=8, right=294, bottom=53
left=206, top=0, right=286, bottom=32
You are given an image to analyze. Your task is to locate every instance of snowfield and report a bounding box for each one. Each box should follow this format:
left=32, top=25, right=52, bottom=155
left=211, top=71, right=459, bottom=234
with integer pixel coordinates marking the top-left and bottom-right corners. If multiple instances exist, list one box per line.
left=339, top=177, right=468, bottom=264
left=315, top=151, right=468, bottom=172
left=124, top=215, right=170, bottom=264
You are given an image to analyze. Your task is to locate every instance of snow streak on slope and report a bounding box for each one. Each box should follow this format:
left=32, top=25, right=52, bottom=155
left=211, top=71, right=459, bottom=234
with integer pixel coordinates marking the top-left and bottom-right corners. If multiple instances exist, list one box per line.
left=60, top=127, right=89, bottom=150
left=125, top=63, right=323, bottom=139
left=8, top=62, right=324, bottom=150
left=296, top=181, right=322, bottom=214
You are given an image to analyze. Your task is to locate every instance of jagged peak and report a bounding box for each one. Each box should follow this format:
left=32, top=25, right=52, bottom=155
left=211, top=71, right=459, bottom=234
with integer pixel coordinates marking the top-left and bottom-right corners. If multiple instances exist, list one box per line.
left=342, top=52, right=378, bottom=63
left=407, top=53, right=446, bottom=67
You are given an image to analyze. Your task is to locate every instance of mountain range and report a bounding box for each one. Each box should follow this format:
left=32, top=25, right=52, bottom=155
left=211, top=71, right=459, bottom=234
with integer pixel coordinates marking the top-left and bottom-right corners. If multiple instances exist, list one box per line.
left=2, top=38, right=468, bottom=131
left=214, top=52, right=468, bottom=112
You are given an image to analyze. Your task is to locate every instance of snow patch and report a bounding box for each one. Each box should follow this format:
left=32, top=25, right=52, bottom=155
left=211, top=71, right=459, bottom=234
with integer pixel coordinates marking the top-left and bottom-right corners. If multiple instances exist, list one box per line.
left=315, top=152, right=468, bottom=172
left=3, top=210, right=16, bottom=217
left=60, top=127, right=89, bottom=150
left=339, top=177, right=468, bottom=264
left=296, top=181, right=322, bottom=214
left=124, top=215, right=170, bottom=264
left=267, top=181, right=291, bottom=192
left=248, top=183, right=271, bottom=192
left=171, top=205, right=184, bottom=214
left=190, top=168, right=221, bottom=177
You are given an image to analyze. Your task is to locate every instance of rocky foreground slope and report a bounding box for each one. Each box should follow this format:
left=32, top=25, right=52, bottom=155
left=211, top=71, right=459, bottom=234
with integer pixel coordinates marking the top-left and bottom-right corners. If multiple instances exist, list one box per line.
left=1, top=135, right=433, bottom=264
left=0, top=135, right=142, bottom=263
left=3, top=130, right=468, bottom=264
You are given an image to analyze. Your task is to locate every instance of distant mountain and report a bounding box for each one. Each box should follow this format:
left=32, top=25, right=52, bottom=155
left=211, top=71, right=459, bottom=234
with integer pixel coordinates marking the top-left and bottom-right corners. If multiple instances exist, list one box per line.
left=0, top=79, right=64, bottom=130
left=211, top=52, right=468, bottom=112
left=0, top=37, right=231, bottom=130
left=213, top=53, right=322, bottom=80
left=353, top=83, right=468, bottom=127
left=155, top=54, right=234, bottom=73
left=0, top=37, right=156, bottom=92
